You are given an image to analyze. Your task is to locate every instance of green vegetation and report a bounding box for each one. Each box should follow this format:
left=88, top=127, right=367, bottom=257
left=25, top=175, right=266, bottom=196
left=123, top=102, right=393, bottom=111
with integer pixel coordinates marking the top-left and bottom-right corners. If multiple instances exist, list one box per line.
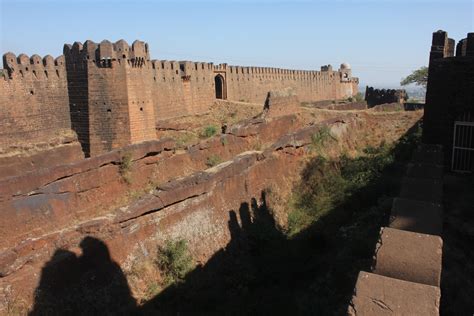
left=119, top=152, right=133, bottom=184
left=156, top=239, right=194, bottom=285
left=205, top=154, right=222, bottom=167
left=201, top=125, right=218, bottom=138
left=175, top=133, right=197, bottom=148
left=347, top=92, right=367, bottom=103
left=287, top=143, right=394, bottom=236
left=310, top=126, right=336, bottom=154
left=401, top=66, right=428, bottom=88
left=220, top=136, right=228, bottom=146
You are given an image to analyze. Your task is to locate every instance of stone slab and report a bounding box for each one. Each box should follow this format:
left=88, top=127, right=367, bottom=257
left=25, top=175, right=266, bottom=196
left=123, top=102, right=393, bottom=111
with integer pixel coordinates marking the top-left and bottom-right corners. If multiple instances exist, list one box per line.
left=399, top=177, right=443, bottom=203
left=348, top=271, right=440, bottom=316
left=412, top=144, right=444, bottom=165
left=406, top=162, right=443, bottom=179
left=373, top=227, right=443, bottom=287
left=389, top=197, right=443, bottom=236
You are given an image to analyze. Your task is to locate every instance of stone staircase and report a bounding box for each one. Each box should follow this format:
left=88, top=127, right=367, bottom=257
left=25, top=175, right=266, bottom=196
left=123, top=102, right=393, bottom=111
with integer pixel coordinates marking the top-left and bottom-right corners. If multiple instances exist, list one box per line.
left=348, top=144, right=444, bottom=315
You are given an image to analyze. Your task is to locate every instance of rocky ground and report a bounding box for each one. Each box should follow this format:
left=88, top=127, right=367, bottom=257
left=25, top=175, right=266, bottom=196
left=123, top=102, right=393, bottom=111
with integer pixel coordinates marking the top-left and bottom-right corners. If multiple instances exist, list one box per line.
left=0, top=100, right=423, bottom=314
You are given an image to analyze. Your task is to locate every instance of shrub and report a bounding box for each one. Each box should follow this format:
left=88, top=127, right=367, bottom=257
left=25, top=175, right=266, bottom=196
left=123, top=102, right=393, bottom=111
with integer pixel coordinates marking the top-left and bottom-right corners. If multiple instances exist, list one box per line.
left=202, top=125, right=218, bottom=138
left=220, top=136, right=228, bottom=146
left=310, top=126, right=335, bottom=153
left=206, top=154, right=222, bottom=167
left=354, top=92, right=364, bottom=102
left=156, top=239, right=194, bottom=285
left=286, top=142, right=396, bottom=237
left=175, top=133, right=196, bottom=148
left=120, top=152, right=133, bottom=184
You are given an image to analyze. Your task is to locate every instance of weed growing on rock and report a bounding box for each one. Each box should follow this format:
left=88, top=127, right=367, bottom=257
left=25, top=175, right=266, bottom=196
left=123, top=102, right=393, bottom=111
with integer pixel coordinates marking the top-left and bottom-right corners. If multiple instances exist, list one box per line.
left=120, top=152, right=133, bottom=185
left=220, top=136, right=228, bottom=146
left=201, top=125, right=218, bottom=138
left=206, top=154, right=222, bottom=167
left=156, top=239, right=194, bottom=286
left=310, top=125, right=336, bottom=154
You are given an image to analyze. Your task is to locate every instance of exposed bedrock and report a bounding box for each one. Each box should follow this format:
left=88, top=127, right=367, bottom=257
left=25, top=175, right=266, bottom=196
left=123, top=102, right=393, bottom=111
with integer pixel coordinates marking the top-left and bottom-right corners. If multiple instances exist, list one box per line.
left=0, top=136, right=84, bottom=180
left=0, top=110, right=421, bottom=310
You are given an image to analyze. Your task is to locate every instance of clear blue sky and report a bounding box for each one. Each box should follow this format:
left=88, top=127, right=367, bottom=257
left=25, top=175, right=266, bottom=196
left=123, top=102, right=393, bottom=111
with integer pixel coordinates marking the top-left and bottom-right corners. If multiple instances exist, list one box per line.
left=1, top=0, right=473, bottom=87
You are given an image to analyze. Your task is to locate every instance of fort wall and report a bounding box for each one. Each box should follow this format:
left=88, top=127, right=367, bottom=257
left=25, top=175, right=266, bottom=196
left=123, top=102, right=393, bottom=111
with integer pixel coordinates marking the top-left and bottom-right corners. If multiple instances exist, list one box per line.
left=0, top=53, right=70, bottom=146
left=2, top=39, right=359, bottom=157
left=365, top=86, right=407, bottom=107
left=64, top=40, right=156, bottom=156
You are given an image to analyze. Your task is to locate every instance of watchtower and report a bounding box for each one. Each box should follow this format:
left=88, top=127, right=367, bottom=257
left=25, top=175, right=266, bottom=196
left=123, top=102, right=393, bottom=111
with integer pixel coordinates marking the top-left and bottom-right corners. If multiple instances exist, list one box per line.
left=63, top=39, right=156, bottom=156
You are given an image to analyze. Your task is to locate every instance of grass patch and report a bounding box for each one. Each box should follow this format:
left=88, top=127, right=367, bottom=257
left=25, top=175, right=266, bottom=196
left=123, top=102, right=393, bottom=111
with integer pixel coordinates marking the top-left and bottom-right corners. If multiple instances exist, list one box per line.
left=201, top=125, right=218, bottom=138
left=310, top=126, right=336, bottom=154
left=175, top=133, right=197, bottom=148
left=206, top=154, right=222, bottom=167
left=220, top=136, right=228, bottom=146
left=120, top=152, right=133, bottom=185
left=287, top=143, right=393, bottom=236
left=156, top=239, right=194, bottom=286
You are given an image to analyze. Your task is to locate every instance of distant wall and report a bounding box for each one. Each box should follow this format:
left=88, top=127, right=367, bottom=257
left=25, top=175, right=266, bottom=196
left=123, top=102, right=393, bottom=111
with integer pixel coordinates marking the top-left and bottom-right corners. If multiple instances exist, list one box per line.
left=0, top=53, right=70, bottom=147
left=222, top=64, right=357, bottom=105
left=365, top=86, right=407, bottom=107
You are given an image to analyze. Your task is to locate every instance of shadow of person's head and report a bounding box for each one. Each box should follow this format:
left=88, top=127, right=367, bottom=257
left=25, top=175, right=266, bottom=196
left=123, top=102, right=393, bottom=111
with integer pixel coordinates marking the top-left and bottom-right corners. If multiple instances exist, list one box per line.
left=30, top=236, right=136, bottom=315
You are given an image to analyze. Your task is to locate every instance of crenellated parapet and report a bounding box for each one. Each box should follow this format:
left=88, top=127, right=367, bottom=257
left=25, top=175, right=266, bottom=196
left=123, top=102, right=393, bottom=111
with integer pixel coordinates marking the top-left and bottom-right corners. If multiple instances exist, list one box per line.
left=2, top=37, right=359, bottom=155
left=2, top=52, right=66, bottom=80
left=63, top=39, right=150, bottom=69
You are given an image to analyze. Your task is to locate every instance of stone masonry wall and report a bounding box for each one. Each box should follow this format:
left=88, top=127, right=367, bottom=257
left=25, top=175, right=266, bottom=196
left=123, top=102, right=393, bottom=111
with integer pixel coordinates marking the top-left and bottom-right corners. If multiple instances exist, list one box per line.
left=0, top=53, right=71, bottom=147
left=3, top=39, right=359, bottom=156
left=365, top=86, right=407, bottom=107
left=64, top=40, right=156, bottom=156
left=423, top=30, right=474, bottom=166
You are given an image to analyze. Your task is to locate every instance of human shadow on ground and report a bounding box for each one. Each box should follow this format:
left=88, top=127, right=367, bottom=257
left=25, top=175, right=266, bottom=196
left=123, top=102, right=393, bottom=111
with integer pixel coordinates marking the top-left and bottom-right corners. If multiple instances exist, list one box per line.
left=29, top=237, right=136, bottom=316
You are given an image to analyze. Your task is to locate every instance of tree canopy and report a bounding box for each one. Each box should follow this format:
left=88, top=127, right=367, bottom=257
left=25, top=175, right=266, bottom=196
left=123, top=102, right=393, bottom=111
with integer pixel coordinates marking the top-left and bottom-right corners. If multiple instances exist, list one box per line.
left=400, top=66, right=428, bottom=88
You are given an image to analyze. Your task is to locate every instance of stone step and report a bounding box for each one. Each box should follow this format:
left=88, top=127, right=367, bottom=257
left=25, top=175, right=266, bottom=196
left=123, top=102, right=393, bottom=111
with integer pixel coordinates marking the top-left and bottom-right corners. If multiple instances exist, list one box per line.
left=412, top=144, right=444, bottom=165
left=373, top=227, right=443, bottom=287
left=406, top=162, right=443, bottom=179
left=348, top=271, right=440, bottom=316
left=400, top=177, right=443, bottom=203
left=389, top=197, right=443, bottom=236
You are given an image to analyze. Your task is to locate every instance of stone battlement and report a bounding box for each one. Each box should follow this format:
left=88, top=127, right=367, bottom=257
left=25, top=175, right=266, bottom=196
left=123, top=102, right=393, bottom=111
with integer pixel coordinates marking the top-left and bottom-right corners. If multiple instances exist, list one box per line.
left=1, top=39, right=359, bottom=157
left=2, top=53, right=66, bottom=80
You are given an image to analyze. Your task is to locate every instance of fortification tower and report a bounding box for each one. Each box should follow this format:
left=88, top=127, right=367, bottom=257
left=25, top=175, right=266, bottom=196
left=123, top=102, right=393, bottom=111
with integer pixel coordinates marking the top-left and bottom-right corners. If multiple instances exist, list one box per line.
left=63, top=39, right=156, bottom=156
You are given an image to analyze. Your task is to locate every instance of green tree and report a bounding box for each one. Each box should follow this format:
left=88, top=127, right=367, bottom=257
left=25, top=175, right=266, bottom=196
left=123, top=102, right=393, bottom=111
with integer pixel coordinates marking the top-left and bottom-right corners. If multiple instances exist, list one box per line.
left=400, top=66, right=428, bottom=88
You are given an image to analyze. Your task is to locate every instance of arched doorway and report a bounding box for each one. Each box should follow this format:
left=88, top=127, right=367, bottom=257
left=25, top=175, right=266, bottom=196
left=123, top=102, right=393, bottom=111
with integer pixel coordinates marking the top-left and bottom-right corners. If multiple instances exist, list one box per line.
left=214, top=74, right=226, bottom=100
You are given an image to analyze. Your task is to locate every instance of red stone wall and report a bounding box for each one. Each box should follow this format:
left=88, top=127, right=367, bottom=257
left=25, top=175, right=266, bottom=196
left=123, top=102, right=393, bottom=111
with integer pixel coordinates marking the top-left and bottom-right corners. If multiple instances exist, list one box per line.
left=2, top=39, right=359, bottom=157
left=64, top=40, right=157, bottom=156
left=223, top=65, right=358, bottom=105
left=0, top=53, right=71, bottom=146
